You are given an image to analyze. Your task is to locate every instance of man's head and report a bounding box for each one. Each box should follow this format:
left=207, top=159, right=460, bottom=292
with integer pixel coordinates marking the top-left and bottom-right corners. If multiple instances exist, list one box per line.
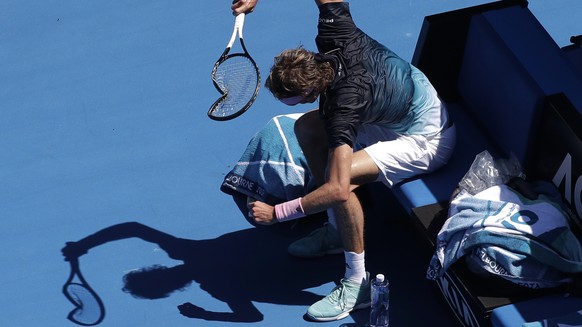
left=265, top=47, right=334, bottom=106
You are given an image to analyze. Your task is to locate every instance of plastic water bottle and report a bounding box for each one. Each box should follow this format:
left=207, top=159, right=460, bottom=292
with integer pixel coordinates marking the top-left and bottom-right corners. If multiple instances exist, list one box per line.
left=370, top=274, right=389, bottom=327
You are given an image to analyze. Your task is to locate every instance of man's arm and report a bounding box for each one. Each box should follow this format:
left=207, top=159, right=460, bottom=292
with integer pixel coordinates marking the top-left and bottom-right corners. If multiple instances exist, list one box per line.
left=61, top=222, right=178, bottom=261
left=300, top=144, right=353, bottom=214
left=231, top=0, right=344, bottom=15
left=248, top=144, right=353, bottom=225
left=316, top=0, right=343, bottom=5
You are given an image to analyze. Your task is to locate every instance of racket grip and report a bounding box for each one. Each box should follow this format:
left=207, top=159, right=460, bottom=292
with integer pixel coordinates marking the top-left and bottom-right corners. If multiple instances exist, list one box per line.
left=235, top=13, right=246, bottom=32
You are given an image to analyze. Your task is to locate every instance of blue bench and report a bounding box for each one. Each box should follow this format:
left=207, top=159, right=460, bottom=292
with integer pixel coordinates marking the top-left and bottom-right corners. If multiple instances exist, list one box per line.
left=393, top=0, right=582, bottom=213
left=389, top=0, right=582, bottom=326
left=490, top=93, right=582, bottom=326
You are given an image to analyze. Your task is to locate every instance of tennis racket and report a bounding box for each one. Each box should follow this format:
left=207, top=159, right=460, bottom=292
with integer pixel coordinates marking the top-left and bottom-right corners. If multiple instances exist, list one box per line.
left=208, top=13, right=261, bottom=121
left=63, top=258, right=105, bottom=326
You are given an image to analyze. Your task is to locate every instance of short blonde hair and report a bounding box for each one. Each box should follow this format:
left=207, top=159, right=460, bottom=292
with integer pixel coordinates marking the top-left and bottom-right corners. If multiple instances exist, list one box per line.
left=265, top=47, right=334, bottom=100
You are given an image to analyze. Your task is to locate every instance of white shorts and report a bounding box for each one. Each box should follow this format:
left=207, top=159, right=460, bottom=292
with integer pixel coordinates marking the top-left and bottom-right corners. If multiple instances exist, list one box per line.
left=357, top=124, right=456, bottom=187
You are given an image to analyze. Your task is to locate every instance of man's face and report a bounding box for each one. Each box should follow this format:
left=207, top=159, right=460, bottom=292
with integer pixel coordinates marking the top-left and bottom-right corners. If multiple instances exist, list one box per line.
left=279, top=88, right=317, bottom=106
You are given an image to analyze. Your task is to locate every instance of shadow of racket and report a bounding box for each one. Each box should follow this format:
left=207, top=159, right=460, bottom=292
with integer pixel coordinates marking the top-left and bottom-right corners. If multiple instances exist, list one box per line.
left=63, top=257, right=105, bottom=326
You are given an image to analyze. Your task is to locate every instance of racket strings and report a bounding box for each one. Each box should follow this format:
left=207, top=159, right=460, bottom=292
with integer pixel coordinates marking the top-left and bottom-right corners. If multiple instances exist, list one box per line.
left=65, top=283, right=104, bottom=326
left=211, top=55, right=259, bottom=117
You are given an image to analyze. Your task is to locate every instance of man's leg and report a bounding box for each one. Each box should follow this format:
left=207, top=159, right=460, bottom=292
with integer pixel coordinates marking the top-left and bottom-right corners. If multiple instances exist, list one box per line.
left=337, top=148, right=382, bottom=281
left=293, top=110, right=382, bottom=320
left=305, top=195, right=371, bottom=322
left=305, top=149, right=379, bottom=321
left=294, top=110, right=328, bottom=185
left=289, top=111, right=344, bottom=257
left=306, top=195, right=371, bottom=322
left=291, top=111, right=380, bottom=259
left=334, top=191, right=366, bottom=283
left=294, top=110, right=382, bottom=185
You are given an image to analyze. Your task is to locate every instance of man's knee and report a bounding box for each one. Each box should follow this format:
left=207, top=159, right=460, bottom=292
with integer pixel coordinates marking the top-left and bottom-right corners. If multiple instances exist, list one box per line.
left=294, top=111, right=326, bottom=147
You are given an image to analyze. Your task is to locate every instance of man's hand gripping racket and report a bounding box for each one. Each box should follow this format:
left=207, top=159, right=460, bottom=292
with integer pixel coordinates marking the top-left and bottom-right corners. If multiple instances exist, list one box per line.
left=208, top=13, right=260, bottom=121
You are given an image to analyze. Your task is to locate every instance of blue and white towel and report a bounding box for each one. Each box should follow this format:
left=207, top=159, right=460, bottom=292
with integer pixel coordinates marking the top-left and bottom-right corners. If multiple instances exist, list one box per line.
left=220, top=114, right=312, bottom=206
left=427, top=182, right=582, bottom=289
left=523, top=309, right=582, bottom=326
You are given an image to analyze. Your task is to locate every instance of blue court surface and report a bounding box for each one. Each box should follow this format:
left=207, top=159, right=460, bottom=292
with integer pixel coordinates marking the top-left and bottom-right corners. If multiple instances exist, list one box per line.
left=1, top=1, right=580, bottom=326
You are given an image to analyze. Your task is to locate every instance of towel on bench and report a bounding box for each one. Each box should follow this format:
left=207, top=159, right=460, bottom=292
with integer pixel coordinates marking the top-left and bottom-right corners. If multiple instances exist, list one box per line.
left=522, top=308, right=582, bottom=327
left=427, top=181, right=582, bottom=289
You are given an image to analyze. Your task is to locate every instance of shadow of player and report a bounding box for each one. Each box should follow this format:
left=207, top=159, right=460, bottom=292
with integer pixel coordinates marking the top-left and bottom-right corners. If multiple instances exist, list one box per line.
left=62, top=221, right=342, bottom=323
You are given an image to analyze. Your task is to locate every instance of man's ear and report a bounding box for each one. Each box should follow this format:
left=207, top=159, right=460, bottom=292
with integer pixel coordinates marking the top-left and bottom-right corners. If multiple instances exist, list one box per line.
left=302, top=87, right=315, bottom=97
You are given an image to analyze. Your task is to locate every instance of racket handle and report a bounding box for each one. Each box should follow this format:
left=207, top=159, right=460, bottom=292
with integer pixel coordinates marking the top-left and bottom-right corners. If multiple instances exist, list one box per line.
left=226, top=13, right=246, bottom=49
left=235, top=13, right=246, bottom=33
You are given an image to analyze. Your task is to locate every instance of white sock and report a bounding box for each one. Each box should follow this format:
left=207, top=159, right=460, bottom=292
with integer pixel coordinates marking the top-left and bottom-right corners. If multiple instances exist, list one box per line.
left=344, top=251, right=366, bottom=284
left=327, top=208, right=337, bottom=229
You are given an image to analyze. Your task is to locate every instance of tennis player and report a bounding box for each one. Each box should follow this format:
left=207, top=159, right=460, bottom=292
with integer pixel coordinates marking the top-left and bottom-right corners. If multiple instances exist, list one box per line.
left=234, top=0, right=456, bottom=321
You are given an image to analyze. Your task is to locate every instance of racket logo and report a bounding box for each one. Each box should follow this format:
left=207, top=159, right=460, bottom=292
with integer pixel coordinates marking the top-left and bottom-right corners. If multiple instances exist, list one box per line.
left=208, top=13, right=261, bottom=121
left=63, top=258, right=105, bottom=326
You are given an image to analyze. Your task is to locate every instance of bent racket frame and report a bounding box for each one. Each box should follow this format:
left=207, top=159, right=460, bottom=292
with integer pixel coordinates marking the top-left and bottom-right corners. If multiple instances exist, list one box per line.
left=63, top=258, right=106, bottom=326
left=209, top=13, right=261, bottom=121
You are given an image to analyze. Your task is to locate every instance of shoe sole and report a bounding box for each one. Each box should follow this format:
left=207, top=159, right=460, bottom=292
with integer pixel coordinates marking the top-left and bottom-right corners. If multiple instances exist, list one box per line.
left=306, top=301, right=371, bottom=322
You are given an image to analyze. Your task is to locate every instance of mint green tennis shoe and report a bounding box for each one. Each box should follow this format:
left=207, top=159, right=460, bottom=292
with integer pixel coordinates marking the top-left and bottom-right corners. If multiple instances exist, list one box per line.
left=306, top=274, right=371, bottom=321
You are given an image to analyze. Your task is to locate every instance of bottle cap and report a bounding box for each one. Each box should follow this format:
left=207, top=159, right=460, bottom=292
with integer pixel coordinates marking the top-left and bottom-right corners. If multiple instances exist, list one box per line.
left=376, top=274, right=385, bottom=282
